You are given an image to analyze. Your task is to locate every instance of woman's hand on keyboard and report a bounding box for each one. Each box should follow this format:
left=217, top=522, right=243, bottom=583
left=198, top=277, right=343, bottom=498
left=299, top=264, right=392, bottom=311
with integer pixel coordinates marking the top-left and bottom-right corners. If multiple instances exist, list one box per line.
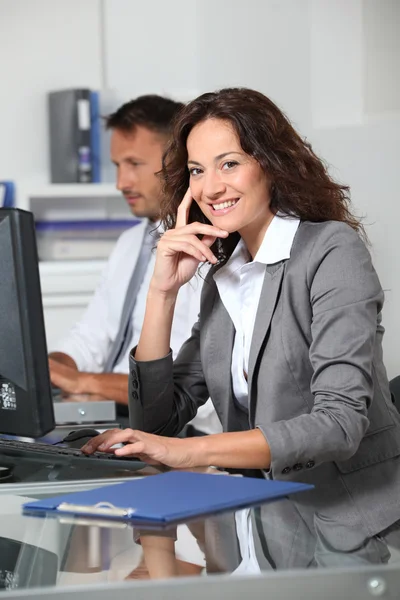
left=80, top=428, right=204, bottom=469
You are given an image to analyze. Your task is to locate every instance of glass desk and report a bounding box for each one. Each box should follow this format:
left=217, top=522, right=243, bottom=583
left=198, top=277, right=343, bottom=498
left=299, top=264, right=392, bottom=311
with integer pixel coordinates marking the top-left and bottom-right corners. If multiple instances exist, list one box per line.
left=0, top=466, right=400, bottom=599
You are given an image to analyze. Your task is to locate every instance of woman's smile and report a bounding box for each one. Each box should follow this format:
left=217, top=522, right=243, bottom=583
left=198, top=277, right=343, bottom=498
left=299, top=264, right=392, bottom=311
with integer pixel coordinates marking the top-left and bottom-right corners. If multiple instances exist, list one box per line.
left=209, top=197, right=240, bottom=215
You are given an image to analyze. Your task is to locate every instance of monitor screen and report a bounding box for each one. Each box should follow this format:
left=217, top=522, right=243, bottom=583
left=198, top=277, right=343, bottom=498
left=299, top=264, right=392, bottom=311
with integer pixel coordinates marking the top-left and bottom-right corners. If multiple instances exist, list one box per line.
left=0, top=208, right=55, bottom=437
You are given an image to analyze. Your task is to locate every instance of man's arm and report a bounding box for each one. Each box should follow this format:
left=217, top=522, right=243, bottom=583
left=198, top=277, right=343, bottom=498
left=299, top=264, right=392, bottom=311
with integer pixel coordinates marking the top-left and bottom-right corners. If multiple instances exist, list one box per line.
left=49, top=351, right=77, bottom=370
left=49, top=355, right=129, bottom=405
left=48, top=230, right=138, bottom=405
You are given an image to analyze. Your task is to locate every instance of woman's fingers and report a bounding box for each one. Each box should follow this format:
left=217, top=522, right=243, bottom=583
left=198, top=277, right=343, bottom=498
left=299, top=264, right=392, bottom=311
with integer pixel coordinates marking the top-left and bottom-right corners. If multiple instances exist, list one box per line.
left=84, top=429, right=195, bottom=469
left=201, top=234, right=218, bottom=248
left=176, top=188, right=194, bottom=228
left=113, top=442, right=156, bottom=460
left=175, top=190, right=229, bottom=240
left=81, top=428, right=159, bottom=461
left=160, top=235, right=218, bottom=264
left=81, top=428, right=138, bottom=454
left=171, top=222, right=228, bottom=239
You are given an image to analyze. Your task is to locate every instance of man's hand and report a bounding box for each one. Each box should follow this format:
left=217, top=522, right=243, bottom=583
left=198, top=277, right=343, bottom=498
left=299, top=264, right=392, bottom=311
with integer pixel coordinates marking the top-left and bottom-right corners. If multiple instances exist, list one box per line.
left=49, top=358, right=83, bottom=394
left=49, top=357, right=130, bottom=404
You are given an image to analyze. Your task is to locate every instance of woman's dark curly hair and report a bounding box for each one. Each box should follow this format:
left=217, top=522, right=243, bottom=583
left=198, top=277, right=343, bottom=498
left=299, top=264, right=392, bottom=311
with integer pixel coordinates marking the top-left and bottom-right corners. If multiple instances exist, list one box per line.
left=161, top=87, right=364, bottom=262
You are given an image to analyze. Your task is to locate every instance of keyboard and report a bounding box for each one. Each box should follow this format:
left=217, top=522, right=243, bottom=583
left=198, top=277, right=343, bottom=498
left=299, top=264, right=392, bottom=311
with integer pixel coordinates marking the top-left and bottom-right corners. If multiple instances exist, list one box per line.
left=0, top=438, right=146, bottom=471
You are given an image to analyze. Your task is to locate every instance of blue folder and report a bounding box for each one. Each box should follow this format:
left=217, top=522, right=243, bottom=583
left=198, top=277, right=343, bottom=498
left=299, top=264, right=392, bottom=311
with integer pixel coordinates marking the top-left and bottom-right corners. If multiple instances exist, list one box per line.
left=0, top=181, right=15, bottom=208
left=90, top=91, right=101, bottom=183
left=23, top=471, right=313, bottom=525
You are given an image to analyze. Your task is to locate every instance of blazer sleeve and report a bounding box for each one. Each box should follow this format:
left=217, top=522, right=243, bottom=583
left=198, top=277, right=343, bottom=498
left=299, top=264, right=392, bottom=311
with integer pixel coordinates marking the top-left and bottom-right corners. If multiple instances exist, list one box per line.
left=259, top=223, right=384, bottom=477
left=129, top=316, right=210, bottom=436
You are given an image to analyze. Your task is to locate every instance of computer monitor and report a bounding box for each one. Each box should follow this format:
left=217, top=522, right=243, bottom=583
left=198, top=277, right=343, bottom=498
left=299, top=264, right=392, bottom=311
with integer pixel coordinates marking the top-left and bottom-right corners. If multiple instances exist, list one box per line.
left=0, top=208, right=55, bottom=437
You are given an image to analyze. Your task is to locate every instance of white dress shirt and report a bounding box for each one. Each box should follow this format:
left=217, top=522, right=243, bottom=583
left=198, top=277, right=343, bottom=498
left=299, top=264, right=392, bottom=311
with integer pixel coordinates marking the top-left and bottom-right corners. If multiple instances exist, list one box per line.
left=214, top=213, right=300, bottom=409
left=55, top=220, right=221, bottom=434
left=214, top=214, right=300, bottom=573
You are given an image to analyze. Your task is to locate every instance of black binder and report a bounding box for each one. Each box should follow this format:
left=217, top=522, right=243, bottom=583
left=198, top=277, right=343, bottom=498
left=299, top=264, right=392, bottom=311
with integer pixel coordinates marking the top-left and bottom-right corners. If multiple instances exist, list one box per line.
left=48, top=89, right=93, bottom=183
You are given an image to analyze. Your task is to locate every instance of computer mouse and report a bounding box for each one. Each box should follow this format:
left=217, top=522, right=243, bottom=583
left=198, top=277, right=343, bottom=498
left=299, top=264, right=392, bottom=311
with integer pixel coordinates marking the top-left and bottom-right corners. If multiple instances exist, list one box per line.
left=62, top=428, right=100, bottom=446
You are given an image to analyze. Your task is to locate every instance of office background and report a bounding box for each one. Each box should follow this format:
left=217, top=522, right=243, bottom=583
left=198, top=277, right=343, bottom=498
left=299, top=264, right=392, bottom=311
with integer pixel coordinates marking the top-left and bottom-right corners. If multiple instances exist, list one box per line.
left=0, top=0, right=399, bottom=378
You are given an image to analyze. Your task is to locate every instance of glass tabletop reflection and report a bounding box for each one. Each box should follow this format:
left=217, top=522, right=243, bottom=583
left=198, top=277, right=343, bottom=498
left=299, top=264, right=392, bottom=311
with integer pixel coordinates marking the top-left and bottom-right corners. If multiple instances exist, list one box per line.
left=0, top=467, right=400, bottom=593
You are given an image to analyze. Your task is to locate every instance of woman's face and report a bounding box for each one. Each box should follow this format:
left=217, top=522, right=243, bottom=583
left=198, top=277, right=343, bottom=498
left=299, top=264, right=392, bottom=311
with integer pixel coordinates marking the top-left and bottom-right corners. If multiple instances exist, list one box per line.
left=187, top=118, right=273, bottom=244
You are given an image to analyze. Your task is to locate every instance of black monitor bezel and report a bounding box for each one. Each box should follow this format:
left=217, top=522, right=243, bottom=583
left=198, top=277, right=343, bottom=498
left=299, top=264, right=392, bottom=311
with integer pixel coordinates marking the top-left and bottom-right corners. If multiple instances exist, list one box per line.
left=0, top=208, right=55, bottom=437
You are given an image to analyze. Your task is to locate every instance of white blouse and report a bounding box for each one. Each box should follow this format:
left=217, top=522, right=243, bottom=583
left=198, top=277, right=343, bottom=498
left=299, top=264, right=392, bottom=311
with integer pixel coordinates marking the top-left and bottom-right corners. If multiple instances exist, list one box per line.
left=214, top=214, right=300, bottom=572
left=214, top=213, right=300, bottom=409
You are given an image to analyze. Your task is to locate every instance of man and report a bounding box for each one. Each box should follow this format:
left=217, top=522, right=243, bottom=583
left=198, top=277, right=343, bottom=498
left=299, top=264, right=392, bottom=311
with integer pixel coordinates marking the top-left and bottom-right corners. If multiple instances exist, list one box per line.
left=49, top=95, right=220, bottom=435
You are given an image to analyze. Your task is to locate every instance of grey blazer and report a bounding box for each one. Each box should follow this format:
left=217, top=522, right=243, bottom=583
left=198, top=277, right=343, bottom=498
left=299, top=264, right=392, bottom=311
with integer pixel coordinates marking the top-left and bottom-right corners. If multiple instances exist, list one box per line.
left=129, top=221, right=400, bottom=556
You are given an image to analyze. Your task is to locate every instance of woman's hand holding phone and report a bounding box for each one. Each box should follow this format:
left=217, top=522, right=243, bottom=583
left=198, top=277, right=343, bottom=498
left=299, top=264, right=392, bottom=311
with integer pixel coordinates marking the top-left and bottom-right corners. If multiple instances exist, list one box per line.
left=150, top=189, right=228, bottom=296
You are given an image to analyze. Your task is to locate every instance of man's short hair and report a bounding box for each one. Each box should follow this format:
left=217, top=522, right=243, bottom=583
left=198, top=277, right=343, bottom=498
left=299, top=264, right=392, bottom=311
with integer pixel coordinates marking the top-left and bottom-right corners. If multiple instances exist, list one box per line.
left=105, top=95, right=184, bottom=136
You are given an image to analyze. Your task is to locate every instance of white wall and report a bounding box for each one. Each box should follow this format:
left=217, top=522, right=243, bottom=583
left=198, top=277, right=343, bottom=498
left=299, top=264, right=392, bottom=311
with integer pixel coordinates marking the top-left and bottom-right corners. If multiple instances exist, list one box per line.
left=103, top=0, right=199, bottom=101
left=0, top=0, right=399, bottom=376
left=0, top=0, right=102, bottom=184
left=105, top=0, right=311, bottom=131
left=364, top=0, right=400, bottom=115
left=194, top=0, right=311, bottom=132
left=307, top=0, right=400, bottom=378
left=310, top=0, right=364, bottom=128
left=312, top=117, right=400, bottom=379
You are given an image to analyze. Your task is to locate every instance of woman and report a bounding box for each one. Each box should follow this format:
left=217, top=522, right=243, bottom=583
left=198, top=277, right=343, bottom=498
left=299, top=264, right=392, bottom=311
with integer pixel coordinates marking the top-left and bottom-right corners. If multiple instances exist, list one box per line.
left=83, top=88, right=400, bottom=566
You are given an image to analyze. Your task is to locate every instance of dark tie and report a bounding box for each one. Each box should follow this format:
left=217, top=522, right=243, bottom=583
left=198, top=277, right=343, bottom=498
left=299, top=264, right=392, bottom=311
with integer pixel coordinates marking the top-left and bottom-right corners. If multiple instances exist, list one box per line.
left=103, top=221, right=155, bottom=372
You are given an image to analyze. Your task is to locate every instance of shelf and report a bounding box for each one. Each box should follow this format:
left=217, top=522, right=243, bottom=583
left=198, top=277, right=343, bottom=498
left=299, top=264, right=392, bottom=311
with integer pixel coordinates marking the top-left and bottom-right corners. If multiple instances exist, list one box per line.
left=19, top=183, right=119, bottom=201
left=16, top=183, right=130, bottom=221
left=39, top=260, right=106, bottom=296
left=17, top=185, right=125, bottom=346
left=39, top=260, right=106, bottom=275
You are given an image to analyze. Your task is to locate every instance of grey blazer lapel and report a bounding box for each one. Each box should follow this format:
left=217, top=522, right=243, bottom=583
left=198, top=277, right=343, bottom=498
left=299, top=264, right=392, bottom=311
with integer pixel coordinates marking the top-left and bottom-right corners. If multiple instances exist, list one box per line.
left=206, top=294, right=236, bottom=430
left=248, top=262, right=286, bottom=406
